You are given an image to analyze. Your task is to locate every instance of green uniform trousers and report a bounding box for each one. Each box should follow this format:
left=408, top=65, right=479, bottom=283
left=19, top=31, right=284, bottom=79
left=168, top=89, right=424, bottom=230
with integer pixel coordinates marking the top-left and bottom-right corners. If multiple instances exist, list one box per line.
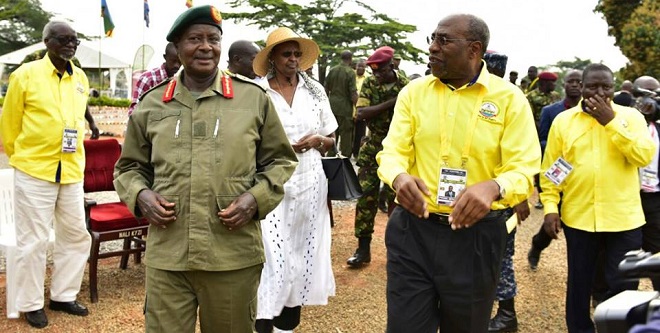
left=355, top=140, right=395, bottom=238
left=145, top=264, right=262, bottom=333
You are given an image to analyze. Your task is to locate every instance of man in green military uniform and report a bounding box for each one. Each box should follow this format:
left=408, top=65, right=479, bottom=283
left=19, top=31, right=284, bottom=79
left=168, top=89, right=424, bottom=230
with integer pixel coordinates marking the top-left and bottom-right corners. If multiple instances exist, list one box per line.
left=325, top=50, right=358, bottom=156
left=526, top=71, right=561, bottom=210
left=527, top=71, right=561, bottom=130
left=113, top=5, right=297, bottom=333
left=347, top=46, right=409, bottom=268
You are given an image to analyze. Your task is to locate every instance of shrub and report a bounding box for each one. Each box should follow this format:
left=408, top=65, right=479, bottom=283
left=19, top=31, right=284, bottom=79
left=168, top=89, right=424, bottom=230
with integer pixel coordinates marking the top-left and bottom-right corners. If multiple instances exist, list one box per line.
left=88, top=96, right=130, bottom=107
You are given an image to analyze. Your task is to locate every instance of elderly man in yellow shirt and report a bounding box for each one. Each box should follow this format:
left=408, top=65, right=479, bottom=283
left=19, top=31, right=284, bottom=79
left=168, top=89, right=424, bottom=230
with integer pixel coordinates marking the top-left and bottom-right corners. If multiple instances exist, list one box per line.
left=376, top=13, right=540, bottom=332
left=540, top=63, right=656, bottom=333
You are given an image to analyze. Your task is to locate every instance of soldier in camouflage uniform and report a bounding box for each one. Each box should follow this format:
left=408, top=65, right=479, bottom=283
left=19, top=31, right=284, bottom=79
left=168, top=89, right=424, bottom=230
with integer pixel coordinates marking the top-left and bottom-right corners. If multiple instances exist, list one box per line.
left=347, top=46, right=409, bottom=268
left=526, top=71, right=561, bottom=130
left=526, top=71, right=560, bottom=210
left=484, top=51, right=531, bottom=332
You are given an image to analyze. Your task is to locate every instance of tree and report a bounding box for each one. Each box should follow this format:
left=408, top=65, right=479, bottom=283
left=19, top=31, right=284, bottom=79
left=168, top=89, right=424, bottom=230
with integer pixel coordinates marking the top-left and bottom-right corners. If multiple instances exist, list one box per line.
left=223, top=0, right=426, bottom=83
left=0, top=0, right=52, bottom=55
left=552, top=57, right=593, bottom=72
left=594, top=0, right=660, bottom=79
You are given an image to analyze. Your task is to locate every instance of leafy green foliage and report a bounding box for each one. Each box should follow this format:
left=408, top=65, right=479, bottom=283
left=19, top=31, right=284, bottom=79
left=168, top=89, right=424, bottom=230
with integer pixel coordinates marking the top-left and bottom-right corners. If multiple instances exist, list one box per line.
left=223, top=0, right=426, bottom=83
left=0, top=0, right=52, bottom=55
left=87, top=96, right=130, bottom=107
left=594, top=0, right=659, bottom=79
left=552, top=57, right=593, bottom=71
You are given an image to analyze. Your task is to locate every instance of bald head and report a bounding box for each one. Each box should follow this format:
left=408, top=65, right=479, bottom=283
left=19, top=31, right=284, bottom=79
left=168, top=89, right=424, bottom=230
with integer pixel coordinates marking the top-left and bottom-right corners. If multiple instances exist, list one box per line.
left=228, top=40, right=261, bottom=79
left=340, top=50, right=353, bottom=65
left=163, top=42, right=181, bottom=77
left=621, top=80, right=633, bottom=92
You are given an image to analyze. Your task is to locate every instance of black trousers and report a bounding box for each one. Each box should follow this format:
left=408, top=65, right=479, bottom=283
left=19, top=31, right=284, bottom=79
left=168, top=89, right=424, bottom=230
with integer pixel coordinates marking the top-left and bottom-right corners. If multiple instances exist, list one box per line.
left=641, top=191, right=660, bottom=290
left=564, top=224, right=642, bottom=333
left=531, top=196, right=563, bottom=251
left=385, top=207, right=508, bottom=333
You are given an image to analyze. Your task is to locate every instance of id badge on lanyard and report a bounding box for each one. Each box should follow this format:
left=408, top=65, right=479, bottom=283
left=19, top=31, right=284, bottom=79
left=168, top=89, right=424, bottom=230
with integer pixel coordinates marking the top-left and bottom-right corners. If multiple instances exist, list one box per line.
left=641, top=168, right=658, bottom=192
left=544, top=157, right=573, bottom=185
left=437, top=167, right=467, bottom=205
left=62, top=128, right=78, bottom=153
left=436, top=87, right=485, bottom=206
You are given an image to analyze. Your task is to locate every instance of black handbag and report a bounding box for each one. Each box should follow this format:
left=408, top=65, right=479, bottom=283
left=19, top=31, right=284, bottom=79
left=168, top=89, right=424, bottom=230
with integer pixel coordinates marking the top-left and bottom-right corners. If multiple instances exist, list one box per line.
left=321, top=154, right=363, bottom=201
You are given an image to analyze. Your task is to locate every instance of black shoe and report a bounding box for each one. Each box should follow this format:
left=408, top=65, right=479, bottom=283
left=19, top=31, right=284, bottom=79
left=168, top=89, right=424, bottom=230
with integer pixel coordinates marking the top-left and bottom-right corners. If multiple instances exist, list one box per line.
left=25, top=309, right=48, bottom=329
left=527, top=247, right=541, bottom=271
left=488, top=310, right=518, bottom=332
left=48, top=300, right=89, bottom=316
left=347, top=248, right=371, bottom=267
left=534, top=201, right=544, bottom=209
left=488, top=299, right=518, bottom=332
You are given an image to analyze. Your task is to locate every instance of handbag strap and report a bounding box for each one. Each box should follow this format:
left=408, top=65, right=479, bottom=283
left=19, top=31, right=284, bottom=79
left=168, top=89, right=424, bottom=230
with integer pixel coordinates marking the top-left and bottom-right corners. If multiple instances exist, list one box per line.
left=328, top=137, right=342, bottom=157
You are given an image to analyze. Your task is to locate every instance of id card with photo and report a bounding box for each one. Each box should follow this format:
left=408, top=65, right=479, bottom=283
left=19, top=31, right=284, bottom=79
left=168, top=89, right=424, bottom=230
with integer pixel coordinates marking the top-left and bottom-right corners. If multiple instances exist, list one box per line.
left=437, top=167, right=467, bottom=206
left=544, top=157, right=573, bottom=185
left=62, top=128, right=78, bottom=153
left=641, top=168, right=659, bottom=192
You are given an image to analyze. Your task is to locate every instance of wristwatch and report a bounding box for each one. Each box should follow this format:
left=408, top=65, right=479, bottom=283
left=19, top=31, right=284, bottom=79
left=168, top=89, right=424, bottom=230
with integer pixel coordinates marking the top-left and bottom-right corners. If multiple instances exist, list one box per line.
left=494, top=180, right=506, bottom=200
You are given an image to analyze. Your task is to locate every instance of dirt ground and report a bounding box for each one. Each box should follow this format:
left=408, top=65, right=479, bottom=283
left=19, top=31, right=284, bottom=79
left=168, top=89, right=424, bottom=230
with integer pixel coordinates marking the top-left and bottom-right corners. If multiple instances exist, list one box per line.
left=0, top=197, right=653, bottom=332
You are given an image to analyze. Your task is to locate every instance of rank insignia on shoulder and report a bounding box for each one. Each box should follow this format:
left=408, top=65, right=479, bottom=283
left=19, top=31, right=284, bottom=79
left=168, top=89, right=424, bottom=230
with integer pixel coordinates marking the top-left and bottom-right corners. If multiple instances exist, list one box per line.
left=221, top=75, right=234, bottom=99
left=162, top=80, right=177, bottom=102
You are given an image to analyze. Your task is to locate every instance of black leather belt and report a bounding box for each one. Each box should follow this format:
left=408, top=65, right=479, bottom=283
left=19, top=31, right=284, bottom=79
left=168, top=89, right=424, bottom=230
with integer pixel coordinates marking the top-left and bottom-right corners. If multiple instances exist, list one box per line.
left=428, top=209, right=510, bottom=225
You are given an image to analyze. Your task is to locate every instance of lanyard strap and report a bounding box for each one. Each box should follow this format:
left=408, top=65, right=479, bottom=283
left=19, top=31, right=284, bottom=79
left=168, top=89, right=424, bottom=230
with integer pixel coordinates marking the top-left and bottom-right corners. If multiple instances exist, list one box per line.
left=440, top=86, right=486, bottom=167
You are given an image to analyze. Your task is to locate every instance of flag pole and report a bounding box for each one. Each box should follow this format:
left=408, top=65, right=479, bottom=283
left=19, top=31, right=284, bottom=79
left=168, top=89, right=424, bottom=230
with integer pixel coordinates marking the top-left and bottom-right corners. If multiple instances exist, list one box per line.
left=99, top=18, right=102, bottom=94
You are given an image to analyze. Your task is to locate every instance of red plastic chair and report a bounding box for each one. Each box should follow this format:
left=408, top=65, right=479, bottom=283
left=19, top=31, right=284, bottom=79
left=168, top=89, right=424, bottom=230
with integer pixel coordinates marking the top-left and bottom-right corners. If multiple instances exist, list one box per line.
left=83, top=139, right=148, bottom=303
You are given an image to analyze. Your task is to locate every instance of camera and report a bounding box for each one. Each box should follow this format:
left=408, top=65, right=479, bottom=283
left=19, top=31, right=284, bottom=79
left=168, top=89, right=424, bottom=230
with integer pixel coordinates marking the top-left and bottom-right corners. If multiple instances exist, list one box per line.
left=633, top=87, right=660, bottom=118
left=595, top=251, right=660, bottom=333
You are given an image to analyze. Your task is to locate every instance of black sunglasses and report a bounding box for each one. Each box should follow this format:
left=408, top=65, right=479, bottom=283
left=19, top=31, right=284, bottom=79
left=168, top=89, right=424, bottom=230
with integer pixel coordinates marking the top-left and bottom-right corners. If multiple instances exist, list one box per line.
left=281, top=51, right=303, bottom=58
left=52, top=36, right=81, bottom=46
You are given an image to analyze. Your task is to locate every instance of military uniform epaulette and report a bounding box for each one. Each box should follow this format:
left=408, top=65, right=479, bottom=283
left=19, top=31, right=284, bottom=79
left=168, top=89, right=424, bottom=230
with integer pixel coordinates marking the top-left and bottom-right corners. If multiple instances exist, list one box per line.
left=138, top=77, right=174, bottom=102
left=222, top=70, right=266, bottom=92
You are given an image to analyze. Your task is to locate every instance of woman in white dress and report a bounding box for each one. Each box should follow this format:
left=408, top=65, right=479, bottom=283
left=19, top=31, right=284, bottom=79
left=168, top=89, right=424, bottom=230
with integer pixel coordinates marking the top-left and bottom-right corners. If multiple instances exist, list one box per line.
left=252, top=27, right=337, bottom=333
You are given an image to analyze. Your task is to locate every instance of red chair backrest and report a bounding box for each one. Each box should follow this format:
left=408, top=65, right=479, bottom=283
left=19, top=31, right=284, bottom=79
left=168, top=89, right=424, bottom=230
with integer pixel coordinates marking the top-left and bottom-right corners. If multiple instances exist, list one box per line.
left=83, top=139, right=121, bottom=193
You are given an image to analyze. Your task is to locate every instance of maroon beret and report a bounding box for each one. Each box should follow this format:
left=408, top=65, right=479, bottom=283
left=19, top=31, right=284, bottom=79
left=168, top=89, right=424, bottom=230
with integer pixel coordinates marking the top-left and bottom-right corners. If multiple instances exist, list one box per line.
left=367, top=46, right=394, bottom=69
left=538, top=72, right=558, bottom=81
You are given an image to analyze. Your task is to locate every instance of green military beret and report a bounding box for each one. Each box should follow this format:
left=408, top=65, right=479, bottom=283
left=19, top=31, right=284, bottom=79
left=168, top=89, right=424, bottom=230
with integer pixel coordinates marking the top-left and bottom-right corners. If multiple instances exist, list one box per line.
left=166, top=5, right=223, bottom=42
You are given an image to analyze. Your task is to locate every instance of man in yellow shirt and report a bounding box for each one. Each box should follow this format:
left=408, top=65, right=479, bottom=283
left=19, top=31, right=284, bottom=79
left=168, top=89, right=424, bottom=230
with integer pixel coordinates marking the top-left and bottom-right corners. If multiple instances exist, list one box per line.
left=376, top=14, right=540, bottom=332
left=0, top=21, right=92, bottom=329
left=540, top=63, right=655, bottom=333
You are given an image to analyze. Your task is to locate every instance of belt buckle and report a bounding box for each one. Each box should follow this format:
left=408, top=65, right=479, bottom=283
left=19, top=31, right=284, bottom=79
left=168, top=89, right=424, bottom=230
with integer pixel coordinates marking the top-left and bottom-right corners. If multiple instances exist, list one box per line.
left=431, top=213, right=451, bottom=225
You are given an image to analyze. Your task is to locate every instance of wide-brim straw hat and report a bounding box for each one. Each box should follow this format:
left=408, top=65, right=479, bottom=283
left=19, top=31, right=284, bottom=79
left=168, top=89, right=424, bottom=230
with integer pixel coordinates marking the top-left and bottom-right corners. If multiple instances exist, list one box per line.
left=253, top=27, right=320, bottom=77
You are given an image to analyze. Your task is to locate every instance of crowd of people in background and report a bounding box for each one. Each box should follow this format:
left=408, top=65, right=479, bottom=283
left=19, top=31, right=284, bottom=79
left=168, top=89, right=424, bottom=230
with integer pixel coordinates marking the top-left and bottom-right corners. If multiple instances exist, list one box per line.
left=2, top=3, right=660, bottom=333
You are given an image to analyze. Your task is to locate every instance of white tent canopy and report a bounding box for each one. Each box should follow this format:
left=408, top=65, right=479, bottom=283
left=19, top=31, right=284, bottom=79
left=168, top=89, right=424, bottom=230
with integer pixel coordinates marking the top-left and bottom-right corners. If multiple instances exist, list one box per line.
left=0, top=41, right=131, bottom=97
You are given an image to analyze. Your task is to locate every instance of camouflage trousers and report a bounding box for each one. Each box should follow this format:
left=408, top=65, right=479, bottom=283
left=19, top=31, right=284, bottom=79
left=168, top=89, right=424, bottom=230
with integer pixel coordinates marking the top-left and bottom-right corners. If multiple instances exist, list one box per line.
left=495, top=229, right=517, bottom=300
left=354, top=141, right=394, bottom=238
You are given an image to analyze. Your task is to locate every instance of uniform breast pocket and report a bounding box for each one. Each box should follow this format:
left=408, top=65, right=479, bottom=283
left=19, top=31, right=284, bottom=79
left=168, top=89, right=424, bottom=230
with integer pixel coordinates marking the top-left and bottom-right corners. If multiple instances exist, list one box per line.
left=147, top=109, right=183, bottom=162
left=213, top=108, right=257, bottom=164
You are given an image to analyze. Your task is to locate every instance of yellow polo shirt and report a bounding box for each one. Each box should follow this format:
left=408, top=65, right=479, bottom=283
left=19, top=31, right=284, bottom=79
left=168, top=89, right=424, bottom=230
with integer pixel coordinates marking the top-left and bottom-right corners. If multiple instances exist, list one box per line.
left=1, top=55, right=89, bottom=183
left=377, top=64, right=540, bottom=214
left=540, top=104, right=655, bottom=232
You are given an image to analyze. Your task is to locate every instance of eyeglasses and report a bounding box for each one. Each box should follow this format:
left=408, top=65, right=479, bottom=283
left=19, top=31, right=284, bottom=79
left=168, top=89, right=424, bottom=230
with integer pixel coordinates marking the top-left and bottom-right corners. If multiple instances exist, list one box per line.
left=427, top=34, right=475, bottom=46
left=51, top=36, right=81, bottom=46
left=281, top=51, right=303, bottom=58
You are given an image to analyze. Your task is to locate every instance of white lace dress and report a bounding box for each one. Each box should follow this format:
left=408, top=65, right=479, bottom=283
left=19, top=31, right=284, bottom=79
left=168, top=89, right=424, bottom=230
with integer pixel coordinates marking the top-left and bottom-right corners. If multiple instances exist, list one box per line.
left=255, top=74, right=338, bottom=320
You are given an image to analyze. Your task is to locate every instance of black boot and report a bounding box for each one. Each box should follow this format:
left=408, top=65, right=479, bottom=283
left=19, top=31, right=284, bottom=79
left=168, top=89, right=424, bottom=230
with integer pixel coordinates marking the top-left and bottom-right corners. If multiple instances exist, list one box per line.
left=255, top=319, right=273, bottom=333
left=347, top=237, right=371, bottom=267
left=488, top=298, right=518, bottom=332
